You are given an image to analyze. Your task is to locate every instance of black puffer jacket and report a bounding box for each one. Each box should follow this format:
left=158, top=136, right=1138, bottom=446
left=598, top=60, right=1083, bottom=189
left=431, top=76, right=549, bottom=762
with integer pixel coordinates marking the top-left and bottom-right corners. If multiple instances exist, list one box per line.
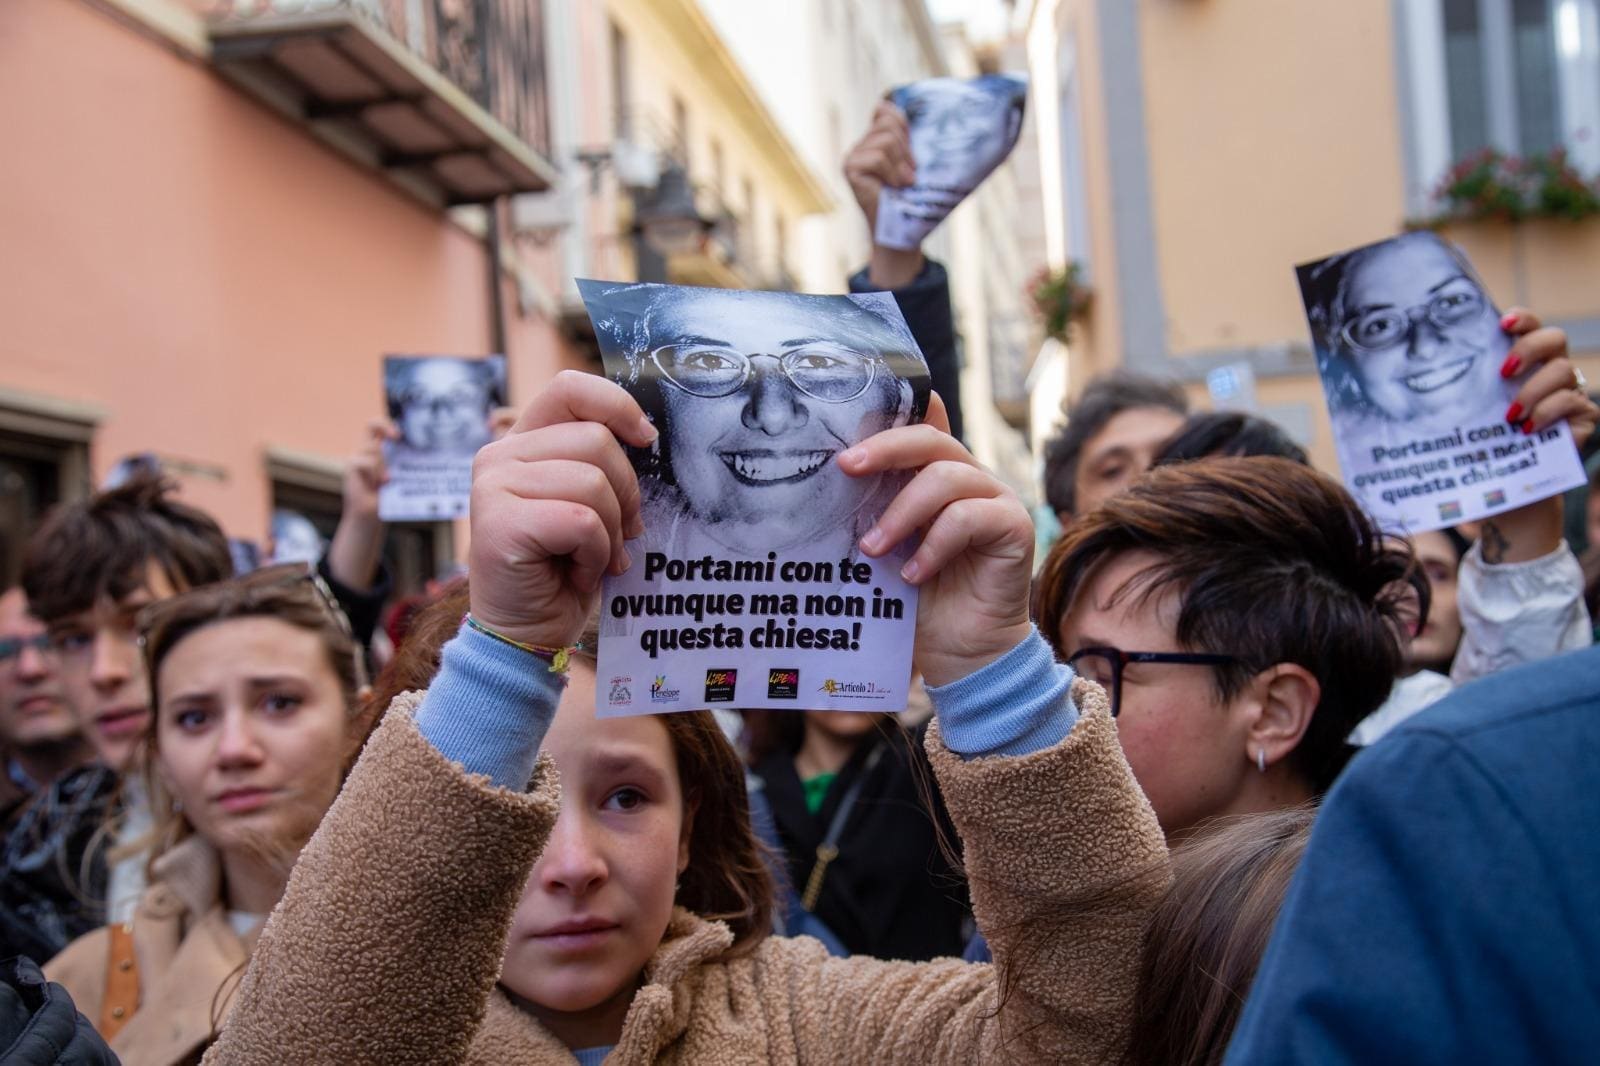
left=0, top=956, right=117, bottom=1065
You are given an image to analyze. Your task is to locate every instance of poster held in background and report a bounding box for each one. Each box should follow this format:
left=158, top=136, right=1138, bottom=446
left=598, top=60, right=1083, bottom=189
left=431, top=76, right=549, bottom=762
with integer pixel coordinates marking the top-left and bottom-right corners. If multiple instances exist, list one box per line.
left=378, top=354, right=507, bottom=522
left=1297, top=231, right=1586, bottom=533
left=578, top=279, right=931, bottom=716
left=875, top=73, right=1028, bottom=251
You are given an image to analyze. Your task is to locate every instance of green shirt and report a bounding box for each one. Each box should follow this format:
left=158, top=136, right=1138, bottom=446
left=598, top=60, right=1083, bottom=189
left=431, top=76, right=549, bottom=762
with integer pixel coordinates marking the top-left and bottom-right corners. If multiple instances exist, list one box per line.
left=801, top=772, right=839, bottom=816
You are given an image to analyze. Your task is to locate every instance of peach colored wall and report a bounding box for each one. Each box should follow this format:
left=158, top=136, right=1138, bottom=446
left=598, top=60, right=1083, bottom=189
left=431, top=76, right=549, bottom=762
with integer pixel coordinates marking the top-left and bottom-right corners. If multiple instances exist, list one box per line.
left=1139, top=0, right=1408, bottom=356
left=0, top=0, right=570, bottom=546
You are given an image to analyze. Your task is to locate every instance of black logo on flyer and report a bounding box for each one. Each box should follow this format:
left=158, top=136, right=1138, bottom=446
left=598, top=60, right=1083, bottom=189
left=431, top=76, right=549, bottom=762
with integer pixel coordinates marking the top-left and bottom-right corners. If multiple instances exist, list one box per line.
left=767, top=668, right=799, bottom=699
left=704, top=669, right=737, bottom=703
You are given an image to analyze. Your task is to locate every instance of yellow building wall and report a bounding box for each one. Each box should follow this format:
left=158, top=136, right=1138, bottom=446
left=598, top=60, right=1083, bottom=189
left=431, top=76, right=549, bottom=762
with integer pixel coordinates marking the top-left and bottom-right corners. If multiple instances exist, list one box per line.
left=607, top=0, right=826, bottom=285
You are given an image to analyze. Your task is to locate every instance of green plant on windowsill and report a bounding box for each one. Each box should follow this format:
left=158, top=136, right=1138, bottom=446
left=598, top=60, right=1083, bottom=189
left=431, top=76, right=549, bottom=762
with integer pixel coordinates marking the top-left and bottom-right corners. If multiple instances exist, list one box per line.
left=1409, top=147, right=1600, bottom=227
left=1027, top=262, right=1092, bottom=344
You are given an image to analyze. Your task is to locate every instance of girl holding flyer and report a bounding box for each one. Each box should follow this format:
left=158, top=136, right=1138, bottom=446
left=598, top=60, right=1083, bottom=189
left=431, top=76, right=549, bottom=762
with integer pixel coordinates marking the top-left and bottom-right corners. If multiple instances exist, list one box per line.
left=205, top=370, right=1171, bottom=1065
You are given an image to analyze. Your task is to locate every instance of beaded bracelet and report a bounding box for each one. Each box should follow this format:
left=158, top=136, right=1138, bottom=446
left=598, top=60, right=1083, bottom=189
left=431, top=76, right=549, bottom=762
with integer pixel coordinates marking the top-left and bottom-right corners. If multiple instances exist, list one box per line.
left=463, top=614, right=577, bottom=675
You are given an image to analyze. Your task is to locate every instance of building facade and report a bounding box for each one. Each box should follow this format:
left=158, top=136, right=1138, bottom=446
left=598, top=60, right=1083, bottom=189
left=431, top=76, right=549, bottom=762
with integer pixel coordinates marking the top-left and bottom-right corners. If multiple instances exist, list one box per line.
left=1024, top=0, right=1600, bottom=471
left=0, top=0, right=830, bottom=587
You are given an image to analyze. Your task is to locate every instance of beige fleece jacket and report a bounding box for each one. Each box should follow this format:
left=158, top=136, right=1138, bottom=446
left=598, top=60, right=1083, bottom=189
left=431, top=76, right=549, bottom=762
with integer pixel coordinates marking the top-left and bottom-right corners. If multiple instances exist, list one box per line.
left=204, top=679, right=1168, bottom=1064
left=49, top=836, right=259, bottom=1065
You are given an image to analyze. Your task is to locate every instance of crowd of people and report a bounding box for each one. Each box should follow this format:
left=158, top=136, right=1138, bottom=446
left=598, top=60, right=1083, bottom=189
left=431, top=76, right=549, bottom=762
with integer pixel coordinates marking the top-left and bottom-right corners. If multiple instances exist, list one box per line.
left=1, top=99, right=1597, bottom=1066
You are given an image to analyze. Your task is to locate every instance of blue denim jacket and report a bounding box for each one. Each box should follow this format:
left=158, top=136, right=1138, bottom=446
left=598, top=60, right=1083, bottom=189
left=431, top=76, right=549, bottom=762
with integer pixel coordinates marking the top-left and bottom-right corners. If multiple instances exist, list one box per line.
left=1227, top=645, right=1600, bottom=1064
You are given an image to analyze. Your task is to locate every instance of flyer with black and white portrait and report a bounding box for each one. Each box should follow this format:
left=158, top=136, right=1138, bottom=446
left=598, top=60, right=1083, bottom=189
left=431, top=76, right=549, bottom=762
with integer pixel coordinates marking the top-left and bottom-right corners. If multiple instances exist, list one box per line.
left=1297, top=232, right=1585, bottom=533
left=578, top=280, right=931, bottom=715
left=378, top=354, right=507, bottom=522
left=875, top=73, right=1028, bottom=252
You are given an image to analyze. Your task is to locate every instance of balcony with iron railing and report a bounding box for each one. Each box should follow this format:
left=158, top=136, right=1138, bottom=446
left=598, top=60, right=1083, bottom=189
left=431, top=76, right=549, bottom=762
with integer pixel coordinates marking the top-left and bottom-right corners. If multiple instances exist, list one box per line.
left=197, top=0, right=557, bottom=204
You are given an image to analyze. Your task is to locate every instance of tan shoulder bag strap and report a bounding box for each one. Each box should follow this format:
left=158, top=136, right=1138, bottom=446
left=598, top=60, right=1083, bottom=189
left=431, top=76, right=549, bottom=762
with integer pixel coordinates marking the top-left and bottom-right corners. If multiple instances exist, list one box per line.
left=98, top=923, right=140, bottom=1040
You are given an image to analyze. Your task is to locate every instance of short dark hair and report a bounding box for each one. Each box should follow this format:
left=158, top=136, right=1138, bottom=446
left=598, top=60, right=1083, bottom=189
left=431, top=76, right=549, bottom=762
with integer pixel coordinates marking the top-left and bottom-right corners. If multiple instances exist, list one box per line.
left=1042, top=371, right=1188, bottom=516
left=1153, top=412, right=1310, bottom=468
left=22, top=473, right=233, bottom=624
left=1035, top=457, right=1424, bottom=794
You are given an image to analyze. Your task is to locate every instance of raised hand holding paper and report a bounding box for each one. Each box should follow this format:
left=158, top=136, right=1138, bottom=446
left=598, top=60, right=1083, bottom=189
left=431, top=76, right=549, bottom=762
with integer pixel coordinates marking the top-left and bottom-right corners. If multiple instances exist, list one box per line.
left=378, top=354, right=507, bottom=521
left=1297, top=232, right=1586, bottom=532
left=579, top=280, right=931, bottom=715
left=875, top=74, right=1028, bottom=251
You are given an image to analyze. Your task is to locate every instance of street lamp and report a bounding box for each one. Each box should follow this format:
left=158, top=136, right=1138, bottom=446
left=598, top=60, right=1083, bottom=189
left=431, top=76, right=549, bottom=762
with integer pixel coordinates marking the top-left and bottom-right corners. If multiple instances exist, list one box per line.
left=633, top=163, right=712, bottom=259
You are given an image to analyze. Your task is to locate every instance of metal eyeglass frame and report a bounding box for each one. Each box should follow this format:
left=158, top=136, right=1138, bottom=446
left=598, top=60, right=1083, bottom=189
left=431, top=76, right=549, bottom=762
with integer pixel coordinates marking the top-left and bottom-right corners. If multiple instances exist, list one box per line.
left=649, top=344, right=879, bottom=403
left=1066, top=645, right=1242, bottom=718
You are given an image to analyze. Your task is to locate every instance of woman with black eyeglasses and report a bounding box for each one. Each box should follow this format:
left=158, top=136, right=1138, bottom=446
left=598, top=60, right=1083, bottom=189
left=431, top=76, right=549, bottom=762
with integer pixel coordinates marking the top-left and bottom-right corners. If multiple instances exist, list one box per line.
left=44, top=564, right=376, bottom=1065
left=1033, top=457, right=1425, bottom=844
left=586, top=283, right=930, bottom=561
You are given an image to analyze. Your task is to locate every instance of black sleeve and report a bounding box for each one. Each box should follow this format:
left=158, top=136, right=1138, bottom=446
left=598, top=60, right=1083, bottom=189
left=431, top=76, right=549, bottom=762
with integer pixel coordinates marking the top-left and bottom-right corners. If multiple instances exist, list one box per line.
left=0, top=956, right=118, bottom=1065
left=317, top=553, right=392, bottom=653
left=849, top=259, right=964, bottom=444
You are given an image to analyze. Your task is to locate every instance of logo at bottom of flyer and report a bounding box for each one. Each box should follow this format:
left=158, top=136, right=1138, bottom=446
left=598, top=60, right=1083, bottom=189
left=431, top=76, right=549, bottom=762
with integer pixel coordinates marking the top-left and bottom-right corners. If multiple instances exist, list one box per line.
left=704, top=669, right=737, bottom=702
left=608, top=676, right=633, bottom=707
left=767, top=668, right=799, bottom=699
left=1437, top=500, right=1463, bottom=522
left=818, top=678, right=889, bottom=700
left=1483, top=489, right=1506, bottom=508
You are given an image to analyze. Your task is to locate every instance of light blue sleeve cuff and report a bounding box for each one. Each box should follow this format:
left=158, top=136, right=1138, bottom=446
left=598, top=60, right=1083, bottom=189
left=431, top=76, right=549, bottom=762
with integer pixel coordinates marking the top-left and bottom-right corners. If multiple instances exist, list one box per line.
left=926, top=627, right=1079, bottom=758
left=413, top=621, right=567, bottom=790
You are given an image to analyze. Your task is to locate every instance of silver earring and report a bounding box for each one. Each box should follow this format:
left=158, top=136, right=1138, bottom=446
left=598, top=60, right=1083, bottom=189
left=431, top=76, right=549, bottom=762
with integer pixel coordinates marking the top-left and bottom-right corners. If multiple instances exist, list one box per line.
left=1256, top=748, right=1267, bottom=774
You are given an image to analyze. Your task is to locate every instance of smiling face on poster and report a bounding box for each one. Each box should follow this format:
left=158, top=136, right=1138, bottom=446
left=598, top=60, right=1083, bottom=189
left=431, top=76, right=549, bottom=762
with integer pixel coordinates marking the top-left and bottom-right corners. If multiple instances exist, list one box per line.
left=875, top=73, right=1028, bottom=251
left=1298, top=232, right=1586, bottom=532
left=579, top=280, right=931, bottom=715
left=378, top=354, right=506, bottom=521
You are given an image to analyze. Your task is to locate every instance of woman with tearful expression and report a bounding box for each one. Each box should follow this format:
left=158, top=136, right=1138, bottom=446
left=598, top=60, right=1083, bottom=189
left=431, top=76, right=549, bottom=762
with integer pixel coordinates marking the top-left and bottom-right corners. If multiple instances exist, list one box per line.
left=46, top=566, right=373, bottom=1065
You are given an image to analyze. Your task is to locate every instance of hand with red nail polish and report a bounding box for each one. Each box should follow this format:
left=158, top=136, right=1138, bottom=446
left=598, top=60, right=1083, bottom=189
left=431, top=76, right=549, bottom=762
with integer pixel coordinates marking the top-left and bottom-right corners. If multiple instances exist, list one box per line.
left=1501, top=355, right=1522, bottom=379
left=1506, top=402, right=1524, bottom=424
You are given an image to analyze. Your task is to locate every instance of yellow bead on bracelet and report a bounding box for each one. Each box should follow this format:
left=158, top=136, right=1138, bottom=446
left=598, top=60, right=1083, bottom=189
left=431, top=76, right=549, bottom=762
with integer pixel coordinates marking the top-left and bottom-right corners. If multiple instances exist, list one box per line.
left=463, top=614, right=577, bottom=674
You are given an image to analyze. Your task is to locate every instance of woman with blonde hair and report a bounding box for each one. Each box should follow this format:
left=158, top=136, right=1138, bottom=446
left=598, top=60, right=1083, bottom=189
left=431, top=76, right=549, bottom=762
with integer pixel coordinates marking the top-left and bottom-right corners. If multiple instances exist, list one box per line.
left=46, top=564, right=374, bottom=1064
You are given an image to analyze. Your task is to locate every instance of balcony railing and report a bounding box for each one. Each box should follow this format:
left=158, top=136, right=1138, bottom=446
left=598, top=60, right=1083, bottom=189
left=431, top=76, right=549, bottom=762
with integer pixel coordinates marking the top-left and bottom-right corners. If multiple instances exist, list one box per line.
left=201, top=0, right=556, bottom=203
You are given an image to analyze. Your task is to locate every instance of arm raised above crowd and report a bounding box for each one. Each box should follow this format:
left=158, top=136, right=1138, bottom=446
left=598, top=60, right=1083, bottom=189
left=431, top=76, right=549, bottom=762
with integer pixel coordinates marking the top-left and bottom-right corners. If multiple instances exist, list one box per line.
left=763, top=662, right=1168, bottom=1063
left=759, top=402, right=1169, bottom=1060
left=1451, top=311, right=1595, bottom=683
left=844, top=100, right=923, bottom=291
left=1473, top=310, right=1597, bottom=565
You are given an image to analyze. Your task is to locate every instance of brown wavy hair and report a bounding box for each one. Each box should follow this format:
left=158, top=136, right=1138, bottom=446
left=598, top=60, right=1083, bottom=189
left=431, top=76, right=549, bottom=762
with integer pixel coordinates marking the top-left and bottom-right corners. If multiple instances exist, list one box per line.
left=1123, top=806, right=1314, bottom=1066
left=1036, top=456, right=1425, bottom=794
left=132, top=564, right=375, bottom=874
left=23, top=472, right=233, bottom=626
left=373, top=584, right=775, bottom=958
